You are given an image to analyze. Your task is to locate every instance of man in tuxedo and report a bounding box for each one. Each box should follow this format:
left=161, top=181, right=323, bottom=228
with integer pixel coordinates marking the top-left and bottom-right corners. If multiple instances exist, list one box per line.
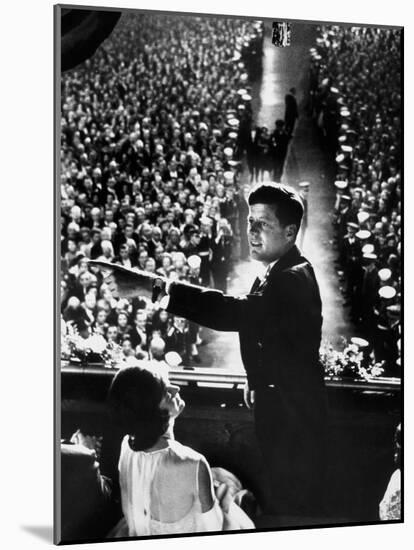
left=269, top=120, right=290, bottom=183
left=163, top=183, right=327, bottom=520
left=91, top=183, right=327, bottom=521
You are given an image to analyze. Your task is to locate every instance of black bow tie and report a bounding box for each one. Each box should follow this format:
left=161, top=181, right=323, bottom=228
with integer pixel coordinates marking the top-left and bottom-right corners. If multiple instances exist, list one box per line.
left=250, top=266, right=272, bottom=293
left=250, top=277, right=262, bottom=293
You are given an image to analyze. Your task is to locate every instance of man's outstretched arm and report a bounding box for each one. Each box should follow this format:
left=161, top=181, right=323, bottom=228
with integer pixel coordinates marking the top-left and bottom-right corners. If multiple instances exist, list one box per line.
left=165, top=280, right=244, bottom=332
left=88, top=260, right=245, bottom=332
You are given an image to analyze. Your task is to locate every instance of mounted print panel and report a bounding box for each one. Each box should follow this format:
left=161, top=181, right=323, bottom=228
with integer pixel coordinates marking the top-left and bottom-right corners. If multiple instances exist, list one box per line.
left=55, top=4, right=403, bottom=545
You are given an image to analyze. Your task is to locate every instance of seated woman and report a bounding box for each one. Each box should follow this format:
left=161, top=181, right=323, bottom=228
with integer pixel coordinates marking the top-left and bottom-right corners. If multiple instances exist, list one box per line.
left=107, top=366, right=254, bottom=537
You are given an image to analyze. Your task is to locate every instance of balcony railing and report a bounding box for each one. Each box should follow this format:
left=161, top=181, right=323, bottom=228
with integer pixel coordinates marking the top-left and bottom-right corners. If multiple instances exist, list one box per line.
left=60, top=361, right=401, bottom=393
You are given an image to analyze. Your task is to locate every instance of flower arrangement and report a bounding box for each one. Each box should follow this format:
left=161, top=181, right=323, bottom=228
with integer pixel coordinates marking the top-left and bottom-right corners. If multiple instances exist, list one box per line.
left=61, top=320, right=123, bottom=368
left=320, top=337, right=385, bottom=380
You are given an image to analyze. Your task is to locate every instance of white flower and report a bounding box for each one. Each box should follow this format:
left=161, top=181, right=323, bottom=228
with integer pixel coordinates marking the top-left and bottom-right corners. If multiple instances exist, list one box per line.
left=84, top=334, right=108, bottom=354
left=370, top=365, right=384, bottom=378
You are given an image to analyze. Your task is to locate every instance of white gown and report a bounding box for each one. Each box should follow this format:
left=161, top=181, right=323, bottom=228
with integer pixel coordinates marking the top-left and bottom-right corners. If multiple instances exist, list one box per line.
left=108, top=436, right=253, bottom=537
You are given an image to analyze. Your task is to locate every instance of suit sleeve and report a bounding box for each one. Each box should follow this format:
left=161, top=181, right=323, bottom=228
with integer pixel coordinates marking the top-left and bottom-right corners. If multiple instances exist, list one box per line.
left=166, top=281, right=261, bottom=332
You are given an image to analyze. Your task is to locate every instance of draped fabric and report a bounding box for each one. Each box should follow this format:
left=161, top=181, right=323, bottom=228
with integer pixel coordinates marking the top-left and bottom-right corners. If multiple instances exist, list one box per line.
left=110, top=437, right=224, bottom=537
left=60, top=8, right=122, bottom=72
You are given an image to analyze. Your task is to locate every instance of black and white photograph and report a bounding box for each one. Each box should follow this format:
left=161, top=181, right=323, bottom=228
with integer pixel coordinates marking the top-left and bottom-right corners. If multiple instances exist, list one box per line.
left=55, top=3, right=402, bottom=545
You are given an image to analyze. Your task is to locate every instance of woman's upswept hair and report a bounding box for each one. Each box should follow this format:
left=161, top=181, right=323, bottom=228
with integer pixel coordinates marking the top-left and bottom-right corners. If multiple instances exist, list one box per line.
left=108, top=366, right=169, bottom=452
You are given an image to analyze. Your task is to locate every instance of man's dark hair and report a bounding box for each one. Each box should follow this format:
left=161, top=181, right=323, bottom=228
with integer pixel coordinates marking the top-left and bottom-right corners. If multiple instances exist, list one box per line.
left=248, top=183, right=304, bottom=230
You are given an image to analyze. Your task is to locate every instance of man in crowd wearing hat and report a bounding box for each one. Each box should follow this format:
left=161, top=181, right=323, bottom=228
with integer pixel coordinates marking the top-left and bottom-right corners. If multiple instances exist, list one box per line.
left=360, top=253, right=379, bottom=338
left=340, top=221, right=363, bottom=317
left=270, top=120, right=290, bottom=183
left=93, top=183, right=327, bottom=524
left=333, top=188, right=352, bottom=240
left=373, top=285, right=399, bottom=373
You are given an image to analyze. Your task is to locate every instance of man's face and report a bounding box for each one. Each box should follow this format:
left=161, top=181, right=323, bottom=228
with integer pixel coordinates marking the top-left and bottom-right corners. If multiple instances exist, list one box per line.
left=79, top=273, right=91, bottom=288
left=122, top=340, right=132, bottom=355
left=107, top=327, right=118, bottom=340
left=135, top=314, right=146, bottom=330
left=117, top=314, right=128, bottom=329
left=247, top=203, right=292, bottom=265
left=96, top=310, right=107, bottom=324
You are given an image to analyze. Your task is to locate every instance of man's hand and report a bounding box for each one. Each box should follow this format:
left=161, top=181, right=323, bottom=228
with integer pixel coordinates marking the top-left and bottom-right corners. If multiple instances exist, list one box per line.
left=243, top=381, right=255, bottom=409
left=88, top=260, right=166, bottom=301
left=70, top=429, right=103, bottom=457
left=215, top=481, right=238, bottom=514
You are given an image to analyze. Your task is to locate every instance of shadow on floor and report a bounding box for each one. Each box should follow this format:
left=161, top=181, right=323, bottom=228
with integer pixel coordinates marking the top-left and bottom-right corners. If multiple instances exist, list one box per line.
left=20, top=525, right=53, bottom=543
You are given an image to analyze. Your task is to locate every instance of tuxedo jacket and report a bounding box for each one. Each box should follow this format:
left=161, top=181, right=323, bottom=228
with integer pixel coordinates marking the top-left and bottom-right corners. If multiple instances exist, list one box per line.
left=167, top=245, right=325, bottom=397
left=285, top=93, right=298, bottom=120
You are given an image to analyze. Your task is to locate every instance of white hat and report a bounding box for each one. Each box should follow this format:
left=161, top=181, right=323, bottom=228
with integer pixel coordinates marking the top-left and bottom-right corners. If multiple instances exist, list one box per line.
left=357, top=211, right=370, bottom=224
left=237, top=88, right=247, bottom=95
left=378, top=268, right=392, bottom=282
left=356, top=230, right=371, bottom=240
left=228, top=132, right=238, bottom=140
left=242, top=94, right=252, bottom=101
left=378, top=286, right=396, bottom=299
left=386, top=304, right=401, bottom=316
left=362, top=244, right=375, bottom=254
left=223, top=171, right=234, bottom=181
left=363, top=253, right=377, bottom=261
left=227, top=118, right=239, bottom=127
left=223, top=147, right=233, bottom=157
left=335, top=180, right=348, bottom=190
left=299, top=181, right=310, bottom=188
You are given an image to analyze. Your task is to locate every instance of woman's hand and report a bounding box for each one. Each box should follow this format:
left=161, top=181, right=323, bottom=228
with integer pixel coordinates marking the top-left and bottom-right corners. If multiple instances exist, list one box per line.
left=88, top=260, right=166, bottom=301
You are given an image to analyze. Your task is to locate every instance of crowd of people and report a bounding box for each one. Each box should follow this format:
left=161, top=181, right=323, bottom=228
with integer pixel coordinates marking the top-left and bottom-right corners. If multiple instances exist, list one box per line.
left=309, top=26, right=402, bottom=375
left=60, top=13, right=264, bottom=366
